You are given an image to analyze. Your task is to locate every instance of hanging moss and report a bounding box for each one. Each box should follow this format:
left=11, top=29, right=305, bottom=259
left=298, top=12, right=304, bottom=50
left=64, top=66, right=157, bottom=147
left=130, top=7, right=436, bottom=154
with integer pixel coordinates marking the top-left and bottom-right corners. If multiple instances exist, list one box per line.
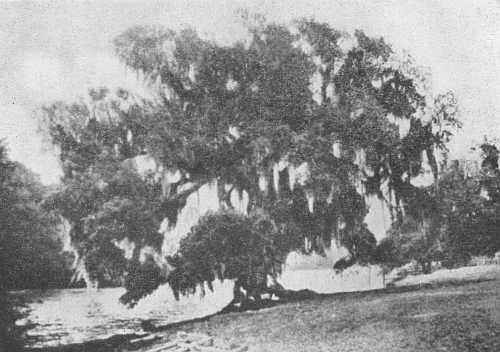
left=39, top=19, right=461, bottom=303
left=160, top=210, right=284, bottom=304
left=120, top=257, right=165, bottom=307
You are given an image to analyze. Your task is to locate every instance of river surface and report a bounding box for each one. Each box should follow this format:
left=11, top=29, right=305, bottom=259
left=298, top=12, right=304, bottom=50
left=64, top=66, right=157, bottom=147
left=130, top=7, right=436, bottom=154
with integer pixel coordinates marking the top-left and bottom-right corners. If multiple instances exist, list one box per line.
left=15, top=281, right=235, bottom=348
left=15, top=266, right=383, bottom=348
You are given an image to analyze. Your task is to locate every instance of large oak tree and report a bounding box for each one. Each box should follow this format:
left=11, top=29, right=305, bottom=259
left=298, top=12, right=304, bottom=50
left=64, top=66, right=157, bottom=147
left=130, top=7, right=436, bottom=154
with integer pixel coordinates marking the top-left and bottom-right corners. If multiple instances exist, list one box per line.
left=39, top=18, right=459, bottom=304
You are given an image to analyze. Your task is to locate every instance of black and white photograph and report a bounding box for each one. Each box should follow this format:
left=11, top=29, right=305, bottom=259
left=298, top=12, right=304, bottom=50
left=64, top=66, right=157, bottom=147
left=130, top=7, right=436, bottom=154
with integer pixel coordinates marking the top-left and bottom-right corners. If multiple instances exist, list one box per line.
left=1, top=1, right=499, bottom=351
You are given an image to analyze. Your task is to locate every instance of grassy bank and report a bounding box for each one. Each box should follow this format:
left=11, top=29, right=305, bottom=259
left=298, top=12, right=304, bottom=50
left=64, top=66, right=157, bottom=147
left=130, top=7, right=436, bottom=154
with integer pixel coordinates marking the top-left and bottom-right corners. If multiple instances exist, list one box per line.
left=29, top=266, right=500, bottom=352
left=142, top=268, right=500, bottom=352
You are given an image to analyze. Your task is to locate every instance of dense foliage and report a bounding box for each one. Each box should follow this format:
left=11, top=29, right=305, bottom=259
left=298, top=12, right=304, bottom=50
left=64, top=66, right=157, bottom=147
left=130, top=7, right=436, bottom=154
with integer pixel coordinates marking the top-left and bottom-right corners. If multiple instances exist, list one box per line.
left=1, top=165, right=73, bottom=290
left=378, top=141, right=500, bottom=273
left=38, top=18, right=460, bottom=304
left=0, top=142, right=22, bottom=351
left=438, top=144, right=500, bottom=264
left=40, top=90, right=164, bottom=287
left=168, top=211, right=284, bottom=301
left=0, top=143, right=74, bottom=350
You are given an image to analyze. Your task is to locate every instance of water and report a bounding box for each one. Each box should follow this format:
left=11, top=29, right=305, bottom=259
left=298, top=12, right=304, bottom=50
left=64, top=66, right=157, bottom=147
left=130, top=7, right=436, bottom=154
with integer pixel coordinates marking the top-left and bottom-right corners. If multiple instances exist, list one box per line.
left=14, top=163, right=388, bottom=348
left=15, top=281, right=235, bottom=348
left=15, top=263, right=384, bottom=348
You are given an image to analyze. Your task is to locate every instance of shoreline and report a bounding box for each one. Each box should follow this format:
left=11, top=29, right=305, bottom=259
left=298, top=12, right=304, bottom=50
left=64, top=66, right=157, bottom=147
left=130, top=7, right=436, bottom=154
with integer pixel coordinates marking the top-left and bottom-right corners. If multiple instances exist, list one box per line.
left=25, top=266, right=499, bottom=352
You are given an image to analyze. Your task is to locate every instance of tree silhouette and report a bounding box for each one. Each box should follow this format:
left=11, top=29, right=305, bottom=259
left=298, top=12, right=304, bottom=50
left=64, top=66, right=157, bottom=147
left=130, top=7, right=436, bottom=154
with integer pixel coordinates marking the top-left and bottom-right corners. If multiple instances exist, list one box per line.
left=39, top=18, right=460, bottom=304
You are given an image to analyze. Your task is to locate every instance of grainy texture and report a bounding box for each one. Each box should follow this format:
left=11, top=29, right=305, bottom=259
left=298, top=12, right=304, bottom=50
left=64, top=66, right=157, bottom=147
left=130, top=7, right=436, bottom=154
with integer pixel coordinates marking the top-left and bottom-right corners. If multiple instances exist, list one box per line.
left=142, top=275, right=500, bottom=352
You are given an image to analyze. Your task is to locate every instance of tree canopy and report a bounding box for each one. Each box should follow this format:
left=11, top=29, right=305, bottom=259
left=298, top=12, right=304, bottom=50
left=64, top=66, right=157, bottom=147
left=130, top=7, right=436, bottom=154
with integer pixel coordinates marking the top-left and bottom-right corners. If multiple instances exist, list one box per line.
left=378, top=140, right=500, bottom=274
left=38, top=18, right=460, bottom=304
left=0, top=141, right=74, bottom=351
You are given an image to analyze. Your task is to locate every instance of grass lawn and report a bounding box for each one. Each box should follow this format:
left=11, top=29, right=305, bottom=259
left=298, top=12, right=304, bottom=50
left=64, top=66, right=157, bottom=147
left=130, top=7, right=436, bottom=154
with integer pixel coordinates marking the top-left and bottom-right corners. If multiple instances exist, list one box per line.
left=146, top=270, right=500, bottom=352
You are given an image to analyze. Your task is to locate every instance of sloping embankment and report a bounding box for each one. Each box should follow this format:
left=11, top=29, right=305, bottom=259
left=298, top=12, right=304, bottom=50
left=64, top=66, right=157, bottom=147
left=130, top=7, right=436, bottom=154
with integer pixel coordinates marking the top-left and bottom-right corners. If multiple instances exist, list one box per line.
left=27, top=265, right=500, bottom=352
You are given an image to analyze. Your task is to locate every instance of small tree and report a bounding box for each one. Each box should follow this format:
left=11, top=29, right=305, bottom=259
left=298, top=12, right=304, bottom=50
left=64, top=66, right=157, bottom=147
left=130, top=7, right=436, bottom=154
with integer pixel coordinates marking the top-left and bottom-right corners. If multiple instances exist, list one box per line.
left=438, top=147, right=500, bottom=265
left=380, top=145, right=500, bottom=272
left=170, top=211, right=284, bottom=301
left=121, top=210, right=284, bottom=306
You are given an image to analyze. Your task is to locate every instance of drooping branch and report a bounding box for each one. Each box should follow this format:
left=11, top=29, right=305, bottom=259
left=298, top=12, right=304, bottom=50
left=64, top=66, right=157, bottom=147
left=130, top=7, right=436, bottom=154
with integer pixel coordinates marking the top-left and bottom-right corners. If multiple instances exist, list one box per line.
left=38, top=19, right=464, bottom=304
left=157, top=180, right=204, bottom=227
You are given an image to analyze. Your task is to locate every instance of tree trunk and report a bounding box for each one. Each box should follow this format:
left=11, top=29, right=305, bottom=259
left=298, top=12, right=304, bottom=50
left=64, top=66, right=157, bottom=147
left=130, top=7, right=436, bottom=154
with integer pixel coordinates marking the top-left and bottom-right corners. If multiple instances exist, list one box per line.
left=420, top=260, right=432, bottom=274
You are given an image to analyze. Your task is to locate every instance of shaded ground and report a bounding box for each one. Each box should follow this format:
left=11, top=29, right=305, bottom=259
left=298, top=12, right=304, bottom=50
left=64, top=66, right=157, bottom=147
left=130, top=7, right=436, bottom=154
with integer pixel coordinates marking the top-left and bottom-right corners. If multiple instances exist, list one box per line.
left=143, top=275, right=500, bottom=352
left=28, top=266, right=500, bottom=352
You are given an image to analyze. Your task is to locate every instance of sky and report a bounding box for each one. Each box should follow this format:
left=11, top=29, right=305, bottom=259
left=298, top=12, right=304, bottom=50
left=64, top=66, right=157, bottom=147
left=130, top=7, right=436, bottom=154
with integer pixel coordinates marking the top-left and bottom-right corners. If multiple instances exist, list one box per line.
left=0, top=0, right=499, bottom=184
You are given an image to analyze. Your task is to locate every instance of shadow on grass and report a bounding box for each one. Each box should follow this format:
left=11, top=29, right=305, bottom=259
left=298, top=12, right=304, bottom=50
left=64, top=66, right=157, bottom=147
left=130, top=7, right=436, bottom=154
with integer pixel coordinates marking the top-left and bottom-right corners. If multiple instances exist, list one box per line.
left=26, top=276, right=497, bottom=352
